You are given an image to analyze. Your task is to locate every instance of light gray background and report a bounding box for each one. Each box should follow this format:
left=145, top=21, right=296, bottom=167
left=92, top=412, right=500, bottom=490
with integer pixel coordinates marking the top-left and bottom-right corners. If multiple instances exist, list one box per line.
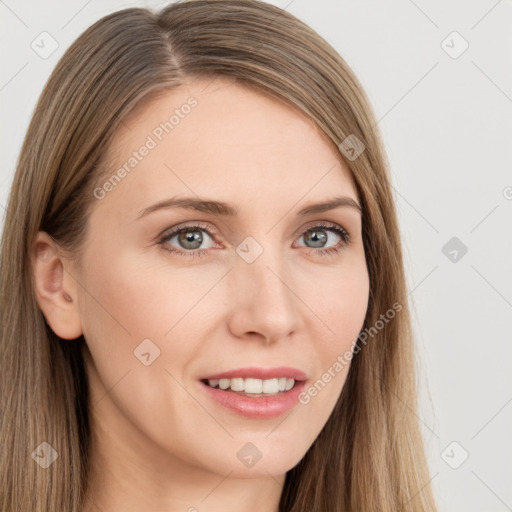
left=1, top=1, right=511, bottom=510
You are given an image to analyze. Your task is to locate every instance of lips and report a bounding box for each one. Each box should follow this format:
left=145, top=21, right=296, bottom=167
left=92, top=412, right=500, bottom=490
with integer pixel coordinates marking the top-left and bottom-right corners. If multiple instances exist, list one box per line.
left=197, top=366, right=308, bottom=418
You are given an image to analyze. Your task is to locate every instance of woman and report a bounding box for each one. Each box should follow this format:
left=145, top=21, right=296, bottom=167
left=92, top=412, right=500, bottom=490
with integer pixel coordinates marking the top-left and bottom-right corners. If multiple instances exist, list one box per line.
left=0, top=1, right=438, bottom=510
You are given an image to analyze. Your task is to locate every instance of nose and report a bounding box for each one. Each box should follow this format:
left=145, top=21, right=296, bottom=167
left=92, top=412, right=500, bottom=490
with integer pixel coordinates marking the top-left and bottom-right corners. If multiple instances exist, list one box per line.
left=226, top=247, right=302, bottom=344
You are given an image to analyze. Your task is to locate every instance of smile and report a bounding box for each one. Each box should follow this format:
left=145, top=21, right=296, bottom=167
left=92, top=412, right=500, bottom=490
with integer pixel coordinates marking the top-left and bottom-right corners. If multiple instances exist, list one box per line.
left=202, top=377, right=296, bottom=396
left=198, top=367, right=308, bottom=418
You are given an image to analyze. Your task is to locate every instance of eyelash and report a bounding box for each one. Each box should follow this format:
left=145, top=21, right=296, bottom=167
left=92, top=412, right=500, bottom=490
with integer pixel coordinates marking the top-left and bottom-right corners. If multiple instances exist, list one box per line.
left=158, top=221, right=351, bottom=260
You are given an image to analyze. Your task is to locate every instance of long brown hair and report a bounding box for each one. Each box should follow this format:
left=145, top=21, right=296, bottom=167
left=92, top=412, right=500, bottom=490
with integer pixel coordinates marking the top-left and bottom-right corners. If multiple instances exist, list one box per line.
left=0, top=1, right=438, bottom=510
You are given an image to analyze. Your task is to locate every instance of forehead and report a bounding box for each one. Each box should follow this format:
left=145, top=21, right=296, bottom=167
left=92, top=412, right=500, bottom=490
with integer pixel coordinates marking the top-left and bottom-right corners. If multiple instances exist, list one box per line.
left=95, top=77, right=358, bottom=218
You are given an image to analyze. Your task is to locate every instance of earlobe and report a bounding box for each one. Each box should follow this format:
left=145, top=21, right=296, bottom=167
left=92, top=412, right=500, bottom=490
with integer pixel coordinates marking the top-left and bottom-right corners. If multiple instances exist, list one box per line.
left=32, top=232, right=83, bottom=340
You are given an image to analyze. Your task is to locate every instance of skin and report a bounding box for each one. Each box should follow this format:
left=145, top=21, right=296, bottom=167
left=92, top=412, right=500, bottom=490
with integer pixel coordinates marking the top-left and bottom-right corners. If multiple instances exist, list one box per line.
left=32, top=77, right=370, bottom=512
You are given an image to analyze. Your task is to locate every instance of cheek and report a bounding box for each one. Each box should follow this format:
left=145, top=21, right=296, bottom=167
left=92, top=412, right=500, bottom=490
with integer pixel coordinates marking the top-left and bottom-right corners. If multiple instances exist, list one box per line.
left=295, top=258, right=369, bottom=414
left=77, top=245, right=224, bottom=402
left=79, top=244, right=209, bottom=340
left=306, top=255, right=370, bottom=348
left=75, top=244, right=184, bottom=400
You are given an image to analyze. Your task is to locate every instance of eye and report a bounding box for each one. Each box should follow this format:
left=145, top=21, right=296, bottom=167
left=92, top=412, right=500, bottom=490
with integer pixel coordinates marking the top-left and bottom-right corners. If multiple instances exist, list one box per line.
left=158, top=221, right=351, bottom=259
left=294, top=222, right=350, bottom=256
left=159, top=222, right=216, bottom=259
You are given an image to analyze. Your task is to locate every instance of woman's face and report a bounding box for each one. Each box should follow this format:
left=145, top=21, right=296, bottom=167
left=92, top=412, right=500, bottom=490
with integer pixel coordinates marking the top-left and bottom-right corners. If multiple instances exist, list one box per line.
left=70, top=77, right=369, bottom=479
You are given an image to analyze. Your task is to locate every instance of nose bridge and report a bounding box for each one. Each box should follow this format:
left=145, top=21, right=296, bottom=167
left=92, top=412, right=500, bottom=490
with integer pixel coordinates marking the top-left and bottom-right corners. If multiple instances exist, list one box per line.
left=228, top=237, right=301, bottom=341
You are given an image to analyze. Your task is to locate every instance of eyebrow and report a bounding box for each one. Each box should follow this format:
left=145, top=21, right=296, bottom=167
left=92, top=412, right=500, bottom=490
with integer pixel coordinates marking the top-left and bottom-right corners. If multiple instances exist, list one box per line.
left=136, top=195, right=362, bottom=220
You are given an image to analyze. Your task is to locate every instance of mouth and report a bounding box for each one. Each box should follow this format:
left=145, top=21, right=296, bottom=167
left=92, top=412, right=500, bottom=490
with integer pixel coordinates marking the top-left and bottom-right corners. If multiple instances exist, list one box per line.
left=198, top=367, right=308, bottom=416
left=200, top=376, right=299, bottom=397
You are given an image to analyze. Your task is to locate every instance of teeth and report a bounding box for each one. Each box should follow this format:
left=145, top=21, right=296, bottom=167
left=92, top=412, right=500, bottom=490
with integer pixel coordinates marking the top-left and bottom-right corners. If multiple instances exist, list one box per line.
left=245, top=378, right=263, bottom=394
left=262, top=378, right=278, bottom=393
left=207, top=377, right=296, bottom=394
left=230, top=378, right=244, bottom=391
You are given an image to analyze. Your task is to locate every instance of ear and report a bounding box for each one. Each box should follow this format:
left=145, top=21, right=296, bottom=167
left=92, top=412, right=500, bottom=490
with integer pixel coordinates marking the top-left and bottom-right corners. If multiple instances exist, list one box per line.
left=31, top=231, right=83, bottom=340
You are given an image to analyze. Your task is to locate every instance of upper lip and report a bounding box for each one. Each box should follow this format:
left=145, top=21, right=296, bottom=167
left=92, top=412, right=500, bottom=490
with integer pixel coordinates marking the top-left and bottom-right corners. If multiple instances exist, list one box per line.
left=201, top=366, right=307, bottom=381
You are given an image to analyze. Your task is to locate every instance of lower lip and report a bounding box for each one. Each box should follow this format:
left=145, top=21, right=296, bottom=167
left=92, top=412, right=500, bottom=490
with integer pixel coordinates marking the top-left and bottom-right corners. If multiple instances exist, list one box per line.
left=199, top=380, right=307, bottom=419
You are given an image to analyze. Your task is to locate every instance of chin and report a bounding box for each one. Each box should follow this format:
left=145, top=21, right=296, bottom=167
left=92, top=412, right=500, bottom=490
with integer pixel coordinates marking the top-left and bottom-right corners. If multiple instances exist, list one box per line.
left=210, top=437, right=309, bottom=478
